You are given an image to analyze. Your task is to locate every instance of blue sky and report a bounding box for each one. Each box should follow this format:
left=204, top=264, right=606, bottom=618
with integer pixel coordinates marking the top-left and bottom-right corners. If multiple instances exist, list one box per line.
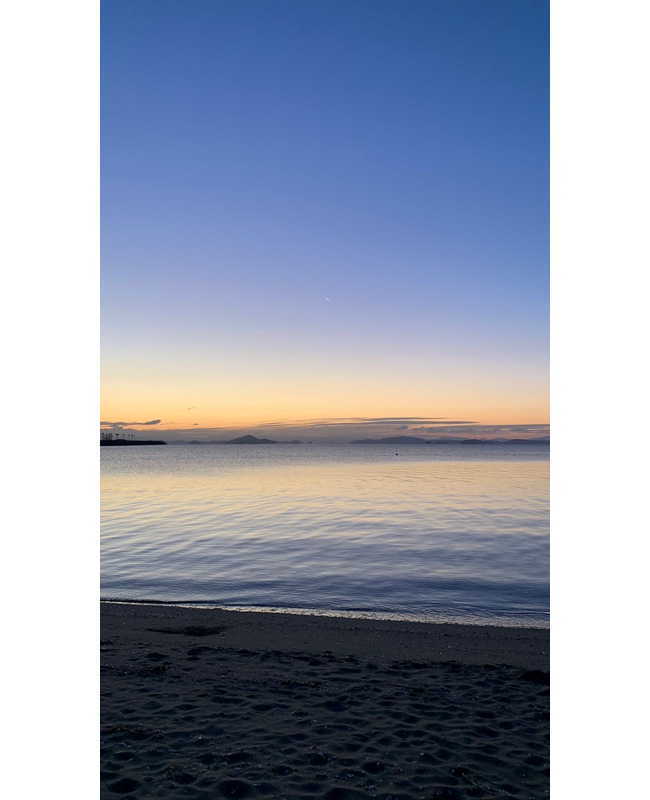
left=101, top=0, right=549, bottom=433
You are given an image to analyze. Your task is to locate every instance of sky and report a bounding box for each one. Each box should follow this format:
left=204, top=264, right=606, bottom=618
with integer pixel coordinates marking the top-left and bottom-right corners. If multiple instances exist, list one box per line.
left=101, top=0, right=549, bottom=441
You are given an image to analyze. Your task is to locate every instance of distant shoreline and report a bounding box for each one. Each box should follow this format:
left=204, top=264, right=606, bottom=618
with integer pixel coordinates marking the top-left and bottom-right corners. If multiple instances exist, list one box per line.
left=156, top=439, right=550, bottom=446
left=100, top=439, right=167, bottom=446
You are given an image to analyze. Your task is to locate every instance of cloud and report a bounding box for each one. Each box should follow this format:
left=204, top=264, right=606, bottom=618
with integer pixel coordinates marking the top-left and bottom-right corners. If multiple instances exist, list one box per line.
left=100, top=419, right=161, bottom=427
left=410, top=424, right=550, bottom=436
left=260, top=417, right=479, bottom=429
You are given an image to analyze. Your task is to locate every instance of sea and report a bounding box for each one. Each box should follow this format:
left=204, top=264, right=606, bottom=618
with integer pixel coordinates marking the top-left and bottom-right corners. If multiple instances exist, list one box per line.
left=101, top=443, right=549, bottom=627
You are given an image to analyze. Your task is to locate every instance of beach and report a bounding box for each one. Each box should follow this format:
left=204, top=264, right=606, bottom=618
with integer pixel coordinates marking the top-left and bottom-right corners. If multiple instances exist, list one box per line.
left=101, top=602, right=549, bottom=798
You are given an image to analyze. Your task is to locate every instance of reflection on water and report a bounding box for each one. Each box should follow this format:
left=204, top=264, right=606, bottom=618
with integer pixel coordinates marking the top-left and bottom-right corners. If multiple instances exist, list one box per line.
left=101, top=444, right=549, bottom=626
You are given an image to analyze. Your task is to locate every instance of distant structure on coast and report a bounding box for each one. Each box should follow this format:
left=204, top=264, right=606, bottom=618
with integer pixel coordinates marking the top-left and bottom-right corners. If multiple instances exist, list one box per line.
left=100, top=432, right=166, bottom=446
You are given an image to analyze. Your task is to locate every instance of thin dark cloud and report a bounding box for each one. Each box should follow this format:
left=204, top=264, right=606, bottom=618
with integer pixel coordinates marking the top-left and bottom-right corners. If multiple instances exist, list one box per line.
left=260, top=417, right=478, bottom=429
left=410, top=424, right=550, bottom=435
left=100, top=419, right=161, bottom=427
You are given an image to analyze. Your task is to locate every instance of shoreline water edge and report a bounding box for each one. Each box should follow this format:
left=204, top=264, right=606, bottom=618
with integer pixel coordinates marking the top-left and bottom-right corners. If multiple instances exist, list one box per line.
left=101, top=597, right=550, bottom=630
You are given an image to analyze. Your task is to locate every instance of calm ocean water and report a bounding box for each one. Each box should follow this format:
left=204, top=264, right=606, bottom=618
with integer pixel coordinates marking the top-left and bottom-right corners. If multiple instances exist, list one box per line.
left=101, top=444, right=549, bottom=627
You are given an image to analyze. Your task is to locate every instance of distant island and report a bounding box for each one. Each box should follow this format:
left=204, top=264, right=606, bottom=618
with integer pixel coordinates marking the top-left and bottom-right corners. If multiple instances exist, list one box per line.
left=222, top=435, right=278, bottom=445
left=457, top=437, right=549, bottom=445
left=349, top=436, right=549, bottom=445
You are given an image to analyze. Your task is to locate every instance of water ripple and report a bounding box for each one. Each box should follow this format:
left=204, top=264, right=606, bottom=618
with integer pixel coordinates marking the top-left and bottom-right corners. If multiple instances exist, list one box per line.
left=101, top=444, right=549, bottom=625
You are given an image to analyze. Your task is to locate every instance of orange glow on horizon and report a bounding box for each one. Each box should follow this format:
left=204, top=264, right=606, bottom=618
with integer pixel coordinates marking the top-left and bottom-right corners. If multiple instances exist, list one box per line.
left=101, top=349, right=548, bottom=433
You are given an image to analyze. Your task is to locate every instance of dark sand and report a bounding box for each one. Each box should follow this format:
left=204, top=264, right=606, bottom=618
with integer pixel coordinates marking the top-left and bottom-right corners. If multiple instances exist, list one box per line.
left=101, top=603, right=549, bottom=799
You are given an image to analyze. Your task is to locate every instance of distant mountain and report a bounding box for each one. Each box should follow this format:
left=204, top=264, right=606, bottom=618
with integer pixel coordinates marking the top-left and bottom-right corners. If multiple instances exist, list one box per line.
left=501, top=437, right=550, bottom=445
left=438, top=437, right=549, bottom=445
left=349, top=436, right=428, bottom=445
left=350, top=435, right=549, bottom=445
left=223, top=434, right=278, bottom=444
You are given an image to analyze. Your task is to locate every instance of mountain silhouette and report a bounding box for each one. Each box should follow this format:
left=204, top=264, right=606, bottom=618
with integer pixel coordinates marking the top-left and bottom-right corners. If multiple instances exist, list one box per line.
left=350, top=435, right=549, bottom=445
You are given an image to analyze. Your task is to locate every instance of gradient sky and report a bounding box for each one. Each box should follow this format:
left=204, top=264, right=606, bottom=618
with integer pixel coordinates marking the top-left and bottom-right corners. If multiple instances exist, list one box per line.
left=101, top=0, right=549, bottom=439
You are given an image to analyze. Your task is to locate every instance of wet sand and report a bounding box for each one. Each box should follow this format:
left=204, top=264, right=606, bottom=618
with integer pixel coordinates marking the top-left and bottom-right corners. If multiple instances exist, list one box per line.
left=101, top=602, right=549, bottom=799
